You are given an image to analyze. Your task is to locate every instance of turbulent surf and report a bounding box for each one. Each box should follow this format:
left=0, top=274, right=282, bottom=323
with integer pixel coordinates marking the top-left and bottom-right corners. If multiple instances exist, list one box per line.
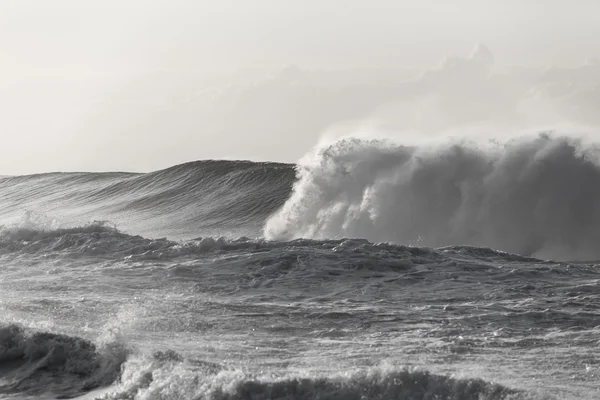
left=1, top=133, right=600, bottom=399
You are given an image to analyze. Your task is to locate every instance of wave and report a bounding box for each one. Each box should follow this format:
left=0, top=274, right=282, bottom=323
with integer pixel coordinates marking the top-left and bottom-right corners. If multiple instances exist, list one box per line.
left=3, top=133, right=600, bottom=260
left=0, top=222, right=276, bottom=259
left=0, top=324, right=128, bottom=398
left=0, top=324, right=527, bottom=400
left=0, top=221, right=543, bottom=268
left=266, top=133, right=600, bottom=261
left=0, top=160, right=295, bottom=240
left=98, top=352, right=524, bottom=400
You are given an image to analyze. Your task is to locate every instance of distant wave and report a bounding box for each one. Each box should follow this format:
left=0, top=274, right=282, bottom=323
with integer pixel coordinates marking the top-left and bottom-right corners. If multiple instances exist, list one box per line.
left=266, top=133, right=600, bottom=261
left=4, top=133, right=600, bottom=260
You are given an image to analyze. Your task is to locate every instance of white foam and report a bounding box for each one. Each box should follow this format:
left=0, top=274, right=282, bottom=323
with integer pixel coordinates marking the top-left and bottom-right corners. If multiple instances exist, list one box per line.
left=265, top=133, right=600, bottom=261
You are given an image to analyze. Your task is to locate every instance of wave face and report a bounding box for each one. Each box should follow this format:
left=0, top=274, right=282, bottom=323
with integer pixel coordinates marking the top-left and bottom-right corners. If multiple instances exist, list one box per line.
left=0, top=160, right=295, bottom=240
left=265, top=133, right=600, bottom=261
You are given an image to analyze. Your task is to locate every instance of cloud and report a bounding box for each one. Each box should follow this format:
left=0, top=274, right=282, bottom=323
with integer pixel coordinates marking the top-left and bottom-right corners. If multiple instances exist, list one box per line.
left=30, top=44, right=600, bottom=172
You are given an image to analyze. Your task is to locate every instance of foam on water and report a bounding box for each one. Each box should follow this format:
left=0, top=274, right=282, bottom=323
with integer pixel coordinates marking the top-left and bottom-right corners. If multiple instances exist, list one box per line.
left=97, top=358, right=523, bottom=400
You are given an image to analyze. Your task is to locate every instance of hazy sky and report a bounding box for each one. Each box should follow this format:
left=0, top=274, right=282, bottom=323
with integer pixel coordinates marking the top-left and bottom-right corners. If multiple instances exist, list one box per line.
left=1, top=1, right=600, bottom=174
left=3, top=0, right=599, bottom=72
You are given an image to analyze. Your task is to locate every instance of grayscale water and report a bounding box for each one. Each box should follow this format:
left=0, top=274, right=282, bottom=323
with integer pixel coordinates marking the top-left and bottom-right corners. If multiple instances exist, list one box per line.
left=1, top=135, right=599, bottom=399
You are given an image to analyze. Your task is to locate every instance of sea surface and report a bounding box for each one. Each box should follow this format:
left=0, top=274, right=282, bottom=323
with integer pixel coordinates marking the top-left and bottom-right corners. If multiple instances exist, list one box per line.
left=1, top=134, right=600, bottom=399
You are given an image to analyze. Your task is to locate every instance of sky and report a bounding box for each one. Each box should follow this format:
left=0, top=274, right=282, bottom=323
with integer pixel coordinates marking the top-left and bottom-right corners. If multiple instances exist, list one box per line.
left=1, top=0, right=600, bottom=174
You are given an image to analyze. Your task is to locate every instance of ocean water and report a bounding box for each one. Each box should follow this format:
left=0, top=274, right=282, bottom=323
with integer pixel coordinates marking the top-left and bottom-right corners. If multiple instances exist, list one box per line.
left=1, top=134, right=600, bottom=399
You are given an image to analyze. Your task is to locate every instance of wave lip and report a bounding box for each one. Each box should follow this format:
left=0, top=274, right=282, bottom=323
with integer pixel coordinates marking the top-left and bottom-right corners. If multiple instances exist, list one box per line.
left=0, top=324, right=128, bottom=398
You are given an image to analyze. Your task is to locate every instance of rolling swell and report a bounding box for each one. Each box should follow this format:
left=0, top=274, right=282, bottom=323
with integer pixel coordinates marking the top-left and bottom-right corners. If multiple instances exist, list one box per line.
left=0, top=160, right=295, bottom=240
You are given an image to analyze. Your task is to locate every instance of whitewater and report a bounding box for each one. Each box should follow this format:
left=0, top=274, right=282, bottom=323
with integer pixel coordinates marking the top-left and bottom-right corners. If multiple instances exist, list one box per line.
left=1, top=133, right=600, bottom=399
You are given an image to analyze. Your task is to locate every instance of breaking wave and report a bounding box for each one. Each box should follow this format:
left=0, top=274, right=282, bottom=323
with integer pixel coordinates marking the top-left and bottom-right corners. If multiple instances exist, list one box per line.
left=99, top=353, right=523, bottom=400
left=0, top=324, right=527, bottom=400
left=265, top=133, right=600, bottom=261
left=106, top=369, right=522, bottom=400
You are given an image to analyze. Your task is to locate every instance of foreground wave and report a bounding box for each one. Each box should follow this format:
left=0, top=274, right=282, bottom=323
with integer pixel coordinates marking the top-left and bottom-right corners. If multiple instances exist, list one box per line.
left=0, top=323, right=522, bottom=400
left=105, top=361, right=522, bottom=400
